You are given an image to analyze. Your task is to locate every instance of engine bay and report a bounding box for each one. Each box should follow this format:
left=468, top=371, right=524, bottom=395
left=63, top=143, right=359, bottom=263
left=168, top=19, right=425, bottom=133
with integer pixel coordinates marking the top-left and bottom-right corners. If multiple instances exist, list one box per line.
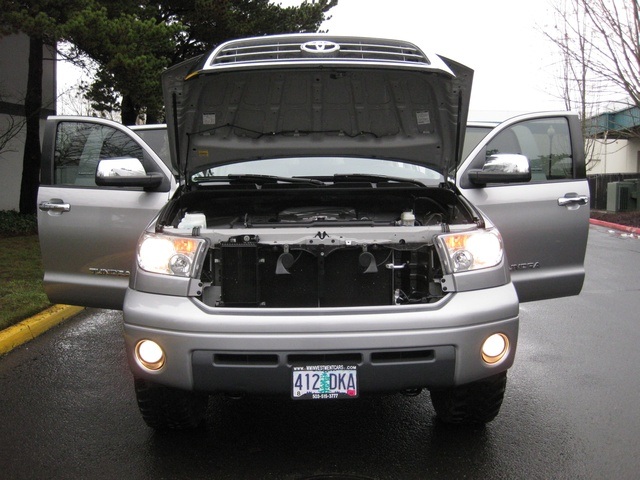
left=160, top=182, right=475, bottom=229
left=157, top=184, right=479, bottom=308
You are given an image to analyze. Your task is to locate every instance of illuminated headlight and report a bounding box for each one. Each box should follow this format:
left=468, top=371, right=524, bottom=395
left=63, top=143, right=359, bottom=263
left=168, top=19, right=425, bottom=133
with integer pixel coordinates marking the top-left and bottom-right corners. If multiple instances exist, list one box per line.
left=137, top=233, right=208, bottom=277
left=436, top=229, right=503, bottom=273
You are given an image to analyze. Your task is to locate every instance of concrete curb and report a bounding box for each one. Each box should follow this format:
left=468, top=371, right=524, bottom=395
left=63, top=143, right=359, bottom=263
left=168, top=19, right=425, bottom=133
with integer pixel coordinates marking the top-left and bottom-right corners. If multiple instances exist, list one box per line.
left=589, top=218, right=640, bottom=235
left=0, top=305, right=84, bottom=355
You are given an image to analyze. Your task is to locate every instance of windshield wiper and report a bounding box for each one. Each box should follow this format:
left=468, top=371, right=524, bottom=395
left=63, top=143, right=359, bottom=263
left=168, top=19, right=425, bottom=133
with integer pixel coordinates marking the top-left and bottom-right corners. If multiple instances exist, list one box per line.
left=332, top=174, right=425, bottom=187
left=227, top=174, right=325, bottom=186
left=188, top=123, right=384, bottom=139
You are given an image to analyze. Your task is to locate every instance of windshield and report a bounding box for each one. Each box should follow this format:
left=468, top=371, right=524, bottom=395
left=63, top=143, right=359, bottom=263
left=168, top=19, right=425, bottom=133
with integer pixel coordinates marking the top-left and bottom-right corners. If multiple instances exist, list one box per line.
left=131, top=127, right=175, bottom=174
left=461, top=126, right=493, bottom=160
left=192, top=157, right=443, bottom=184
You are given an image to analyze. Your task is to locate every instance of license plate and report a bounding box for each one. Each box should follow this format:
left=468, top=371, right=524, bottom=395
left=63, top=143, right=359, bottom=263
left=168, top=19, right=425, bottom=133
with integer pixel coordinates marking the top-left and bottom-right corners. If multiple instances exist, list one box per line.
left=292, top=365, right=358, bottom=400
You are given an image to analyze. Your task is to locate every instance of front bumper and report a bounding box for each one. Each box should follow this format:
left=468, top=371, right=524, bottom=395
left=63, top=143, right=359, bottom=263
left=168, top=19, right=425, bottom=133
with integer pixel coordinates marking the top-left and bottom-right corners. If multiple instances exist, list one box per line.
left=123, top=283, right=519, bottom=393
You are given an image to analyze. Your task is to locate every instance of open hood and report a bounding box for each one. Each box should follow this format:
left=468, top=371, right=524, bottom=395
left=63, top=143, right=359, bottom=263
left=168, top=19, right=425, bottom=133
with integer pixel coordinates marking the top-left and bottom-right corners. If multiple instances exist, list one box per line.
left=162, top=35, right=473, bottom=183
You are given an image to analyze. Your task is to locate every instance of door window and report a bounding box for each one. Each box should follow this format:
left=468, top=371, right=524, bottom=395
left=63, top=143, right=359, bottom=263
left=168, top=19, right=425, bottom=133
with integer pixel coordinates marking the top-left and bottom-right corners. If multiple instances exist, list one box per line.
left=466, top=117, right=574, bottom=184
left=54, top=122, right=145, bottom=186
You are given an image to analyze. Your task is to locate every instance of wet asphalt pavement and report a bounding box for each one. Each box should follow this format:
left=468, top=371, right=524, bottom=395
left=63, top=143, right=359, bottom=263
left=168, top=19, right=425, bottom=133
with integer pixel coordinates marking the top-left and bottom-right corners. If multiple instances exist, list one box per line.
left=1, top=225, right=639, bottom=479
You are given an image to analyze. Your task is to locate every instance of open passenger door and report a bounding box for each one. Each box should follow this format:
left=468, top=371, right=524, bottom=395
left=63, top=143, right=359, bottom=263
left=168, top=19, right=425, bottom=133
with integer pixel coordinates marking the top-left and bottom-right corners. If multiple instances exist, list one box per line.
left=457, top=112, right=589, bottom=302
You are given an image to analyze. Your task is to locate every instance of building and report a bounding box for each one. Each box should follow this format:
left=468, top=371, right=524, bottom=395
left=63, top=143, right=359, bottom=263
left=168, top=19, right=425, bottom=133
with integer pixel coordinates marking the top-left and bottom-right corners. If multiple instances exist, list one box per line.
left=585, top=106, right=640, bottom=210
left=586, top=106, right=640, bottom=175
left=0, top=32, right=57, bottom=211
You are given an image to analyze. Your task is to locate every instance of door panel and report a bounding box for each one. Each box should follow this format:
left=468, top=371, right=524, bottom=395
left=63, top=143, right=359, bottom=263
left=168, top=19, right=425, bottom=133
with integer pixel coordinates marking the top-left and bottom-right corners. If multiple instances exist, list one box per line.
left=458, top=113, right=589, bottom=302
left=38, top=117, right=175, bottom=309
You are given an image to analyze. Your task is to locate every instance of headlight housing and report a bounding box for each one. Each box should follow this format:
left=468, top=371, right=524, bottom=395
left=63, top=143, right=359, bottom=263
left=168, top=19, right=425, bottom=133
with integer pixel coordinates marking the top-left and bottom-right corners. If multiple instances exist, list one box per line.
left=137, top=233, right=208, bottom=277
left=435, top=229, right=504, bottom=273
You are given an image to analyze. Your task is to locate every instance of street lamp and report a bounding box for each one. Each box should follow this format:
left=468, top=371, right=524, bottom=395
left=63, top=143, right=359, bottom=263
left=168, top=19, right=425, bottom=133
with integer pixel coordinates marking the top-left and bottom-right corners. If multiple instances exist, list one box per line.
left=547, top=125, right=556, bottom=177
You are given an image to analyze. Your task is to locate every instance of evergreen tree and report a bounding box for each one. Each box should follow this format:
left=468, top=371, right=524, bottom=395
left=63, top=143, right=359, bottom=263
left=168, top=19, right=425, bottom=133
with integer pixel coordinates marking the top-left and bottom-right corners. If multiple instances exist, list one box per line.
left=63, top=2, right=180, bottom=124
left=69, top=0, right=338, bottom=124
left=319, top=371, right=331, bottom=394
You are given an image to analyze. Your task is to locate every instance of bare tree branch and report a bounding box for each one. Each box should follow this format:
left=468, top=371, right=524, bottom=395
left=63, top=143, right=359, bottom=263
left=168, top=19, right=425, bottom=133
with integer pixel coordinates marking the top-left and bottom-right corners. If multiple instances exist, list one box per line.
left=0, top=90, right=26, bottom=155
left=580, top=0, right=640, bottom=107
left=543, top=0, right=640, bottom=174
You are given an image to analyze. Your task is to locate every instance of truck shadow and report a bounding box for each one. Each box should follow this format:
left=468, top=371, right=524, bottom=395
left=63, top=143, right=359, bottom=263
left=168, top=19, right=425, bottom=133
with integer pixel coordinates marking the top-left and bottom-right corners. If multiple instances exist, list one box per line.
left=144, top=393, right=504, bottom=480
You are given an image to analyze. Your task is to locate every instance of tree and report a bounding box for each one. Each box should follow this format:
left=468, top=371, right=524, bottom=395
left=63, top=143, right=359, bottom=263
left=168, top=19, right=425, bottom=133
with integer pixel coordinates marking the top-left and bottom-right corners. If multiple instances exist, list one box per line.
left=68, top=0, right=338, bottom=124
left=156, top=0, right=338, bottom=63
left=545, top=0, right=600, bottom=170
left=547, top=1, right=640, bottom=116
left=63, top=3, right=181, bottom=124
left=319, top=371, right=331, bottom=394
left=1, top=0, right=337, bottom=213
left=545, top=0, right=640, bottom=169
left=584, top=1, right=640, bottom=109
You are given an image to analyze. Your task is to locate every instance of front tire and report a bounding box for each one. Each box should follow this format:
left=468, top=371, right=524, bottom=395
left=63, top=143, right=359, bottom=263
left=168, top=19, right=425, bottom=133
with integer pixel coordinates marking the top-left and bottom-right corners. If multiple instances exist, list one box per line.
left=429, top=371, right=507, bottom=425
left=134, top=379, right=208, bottom=430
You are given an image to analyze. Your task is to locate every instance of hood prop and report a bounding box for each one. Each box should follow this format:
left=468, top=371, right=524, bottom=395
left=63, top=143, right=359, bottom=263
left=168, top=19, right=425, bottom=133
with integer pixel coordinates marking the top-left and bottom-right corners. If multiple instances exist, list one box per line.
left=172, top=91, right=189, bottom=187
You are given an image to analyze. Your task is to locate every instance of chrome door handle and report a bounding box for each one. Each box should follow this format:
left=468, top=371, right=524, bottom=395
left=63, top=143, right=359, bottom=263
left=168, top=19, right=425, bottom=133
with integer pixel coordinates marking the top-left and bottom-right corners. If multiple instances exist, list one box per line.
left=39, top=201, right=71, bottom=213
left=558, top=195, right=589, bottom=207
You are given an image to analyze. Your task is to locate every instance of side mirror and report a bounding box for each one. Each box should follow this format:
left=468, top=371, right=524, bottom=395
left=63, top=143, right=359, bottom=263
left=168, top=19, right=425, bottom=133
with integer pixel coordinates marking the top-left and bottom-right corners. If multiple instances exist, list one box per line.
left=467, top=154, right=531, bottom=186
left=95, top=158, right=164, bottom=189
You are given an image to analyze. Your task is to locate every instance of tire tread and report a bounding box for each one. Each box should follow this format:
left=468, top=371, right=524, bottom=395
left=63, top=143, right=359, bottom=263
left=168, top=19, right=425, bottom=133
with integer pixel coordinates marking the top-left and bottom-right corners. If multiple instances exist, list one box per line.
left=134, top=379, right=208, bottom=430
left=430, top=371, right=507, bottom=425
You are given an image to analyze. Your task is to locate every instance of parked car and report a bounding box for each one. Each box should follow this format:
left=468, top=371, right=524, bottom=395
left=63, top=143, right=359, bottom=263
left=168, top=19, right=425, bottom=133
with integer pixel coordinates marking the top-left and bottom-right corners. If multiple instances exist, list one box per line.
left=37, top=34, right=589, bottom=429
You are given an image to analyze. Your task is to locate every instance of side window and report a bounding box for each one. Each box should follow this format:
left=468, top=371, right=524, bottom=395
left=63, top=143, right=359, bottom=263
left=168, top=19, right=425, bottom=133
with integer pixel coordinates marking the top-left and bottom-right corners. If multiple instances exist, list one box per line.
left=482, top=118, right=573, bottom=182
left=54, top=122, right=144, bottom=186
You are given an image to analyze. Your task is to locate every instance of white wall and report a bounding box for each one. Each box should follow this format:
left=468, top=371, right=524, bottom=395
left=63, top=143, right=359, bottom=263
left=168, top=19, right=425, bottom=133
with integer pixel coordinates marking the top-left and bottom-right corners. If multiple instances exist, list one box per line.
left=587, top=138, right=640, bottom=175
left=0, top=33, right=56, bottom=211
left=0, top=121, right=26, bottom=210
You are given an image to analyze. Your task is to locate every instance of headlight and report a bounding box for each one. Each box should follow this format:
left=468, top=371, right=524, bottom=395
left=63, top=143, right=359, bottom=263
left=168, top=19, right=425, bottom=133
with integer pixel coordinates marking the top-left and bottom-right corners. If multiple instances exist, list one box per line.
left=137, top=233, right=208, bottom=277
left=435, top=229, right=503, bottom=273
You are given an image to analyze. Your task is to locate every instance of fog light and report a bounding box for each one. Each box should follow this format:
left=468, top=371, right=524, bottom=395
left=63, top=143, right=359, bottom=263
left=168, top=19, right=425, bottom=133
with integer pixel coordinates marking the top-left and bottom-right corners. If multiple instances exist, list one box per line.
left=135, top=340, right=165, bottom=370
left=482, top=333, right=509, bottom=364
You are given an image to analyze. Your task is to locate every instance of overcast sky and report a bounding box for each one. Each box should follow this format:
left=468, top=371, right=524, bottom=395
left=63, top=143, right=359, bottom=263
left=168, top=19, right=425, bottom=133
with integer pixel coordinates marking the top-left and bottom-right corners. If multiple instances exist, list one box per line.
left=313, top=0, right=565, bottom=116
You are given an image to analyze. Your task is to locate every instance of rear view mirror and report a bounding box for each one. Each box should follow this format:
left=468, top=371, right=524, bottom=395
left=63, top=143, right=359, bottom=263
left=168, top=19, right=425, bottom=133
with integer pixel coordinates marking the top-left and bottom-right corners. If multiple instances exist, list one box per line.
left=467, top=154, right=531, bottom=186
left=95, top=158, right=164, bottom=189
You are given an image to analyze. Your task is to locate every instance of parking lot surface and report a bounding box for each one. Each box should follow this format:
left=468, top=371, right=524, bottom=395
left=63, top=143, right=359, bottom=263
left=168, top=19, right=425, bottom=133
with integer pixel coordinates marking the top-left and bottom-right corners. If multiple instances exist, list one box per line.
left=1, top=225, right=639, bottom=479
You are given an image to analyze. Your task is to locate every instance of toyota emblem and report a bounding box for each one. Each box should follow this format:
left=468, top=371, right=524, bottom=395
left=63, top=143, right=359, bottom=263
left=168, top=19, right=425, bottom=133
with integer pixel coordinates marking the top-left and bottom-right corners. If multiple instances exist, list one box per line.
left=300, top=40, right=340, bottom=54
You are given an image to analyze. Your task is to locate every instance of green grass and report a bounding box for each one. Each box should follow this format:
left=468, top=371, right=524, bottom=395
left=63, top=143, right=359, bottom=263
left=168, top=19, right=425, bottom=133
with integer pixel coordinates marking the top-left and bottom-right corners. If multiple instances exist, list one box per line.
left=0, top=235, right=51, bottom=331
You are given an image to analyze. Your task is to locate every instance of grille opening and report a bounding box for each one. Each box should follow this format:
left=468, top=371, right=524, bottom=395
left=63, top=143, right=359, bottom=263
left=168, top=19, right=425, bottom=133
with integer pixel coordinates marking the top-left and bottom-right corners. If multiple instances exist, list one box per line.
left=207, top=242, right=440, bottom=309
left=213, top=353, right=279, bottom=366
left=371, top=349, right=435, bottom=364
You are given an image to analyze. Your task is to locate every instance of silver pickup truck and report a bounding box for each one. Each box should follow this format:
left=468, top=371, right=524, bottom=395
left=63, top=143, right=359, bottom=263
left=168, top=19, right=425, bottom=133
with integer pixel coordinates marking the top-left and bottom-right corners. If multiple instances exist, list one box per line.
left=37, top=34, right=589, bottom=429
